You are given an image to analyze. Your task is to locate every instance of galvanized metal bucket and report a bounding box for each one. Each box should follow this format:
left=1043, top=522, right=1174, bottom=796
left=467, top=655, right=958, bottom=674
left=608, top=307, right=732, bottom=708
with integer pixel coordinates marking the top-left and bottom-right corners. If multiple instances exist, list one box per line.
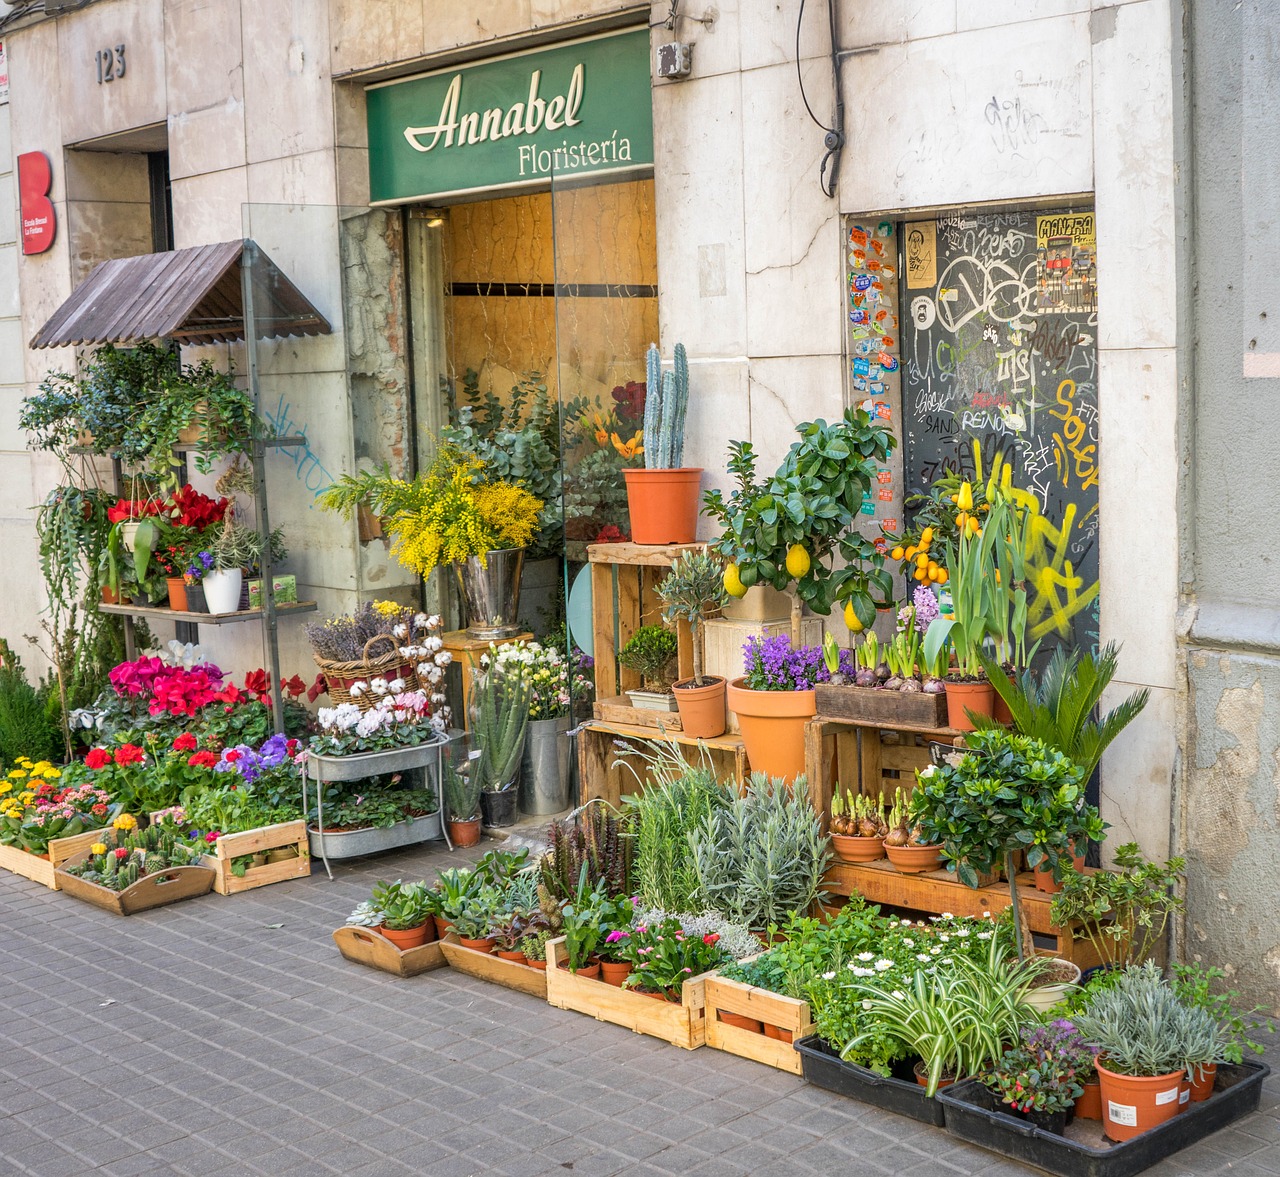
left=455, top=548, right=525, bottom=639
left=519, top=715, right=573, bottom=815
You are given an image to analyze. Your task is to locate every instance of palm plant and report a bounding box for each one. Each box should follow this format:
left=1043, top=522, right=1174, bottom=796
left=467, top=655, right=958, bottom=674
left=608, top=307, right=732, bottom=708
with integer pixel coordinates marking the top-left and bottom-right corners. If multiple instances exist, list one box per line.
left=473, top=668, right=531, bottom=792
left=975, top=642, right=1148, bottom=780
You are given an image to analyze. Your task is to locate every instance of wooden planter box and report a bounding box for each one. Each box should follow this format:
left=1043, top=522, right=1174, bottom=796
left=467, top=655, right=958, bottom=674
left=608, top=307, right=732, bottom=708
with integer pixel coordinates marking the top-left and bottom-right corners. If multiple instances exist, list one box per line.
left=544, top=936, right=709, bottom=1050
left=814, top=683, right=948, bottom=728
left=0, top=827, right=113, bottom=890
left=54, top=855, right=215, bottom=916
left=332, top=925, right=446, bottom=978
left=704, top=967, right=813, bottom=1075
left=204, top=821, right=310, bottom=895
left=438, top=931, right=549, bottom=999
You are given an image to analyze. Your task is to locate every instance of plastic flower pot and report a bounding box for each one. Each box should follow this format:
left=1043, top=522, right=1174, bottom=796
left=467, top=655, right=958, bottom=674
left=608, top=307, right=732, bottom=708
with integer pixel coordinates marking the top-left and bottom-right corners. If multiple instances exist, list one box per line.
left=944, top=680, right=995, bottom=731
left=672, top=676, right=727, bottom=738
left=719, top=1010, right=764, bottom=1034
left=600, top=960, right=632, bottom=987
left=1189, top=1063, right=1217, bottom=1102
left=1095, top=1058, right=1187, bottom=1142
left=1074, top=1080, right=1103, bottom=1120
left=480, top=786, right=519, bottom=828
left=381, top=923, right=431, bottom=950
left=831, top=833, right=885, bottom=863
left=726, top=677, right=816, bottom=783
left=496, top=949, right=528, bottom=965
left=165, top=577, right=189, bottom=612
left=884, top=842, right=944, bottom=873
left=447, top=817, right=482, bottom=848
left=622, top=468, right=703, bottom=544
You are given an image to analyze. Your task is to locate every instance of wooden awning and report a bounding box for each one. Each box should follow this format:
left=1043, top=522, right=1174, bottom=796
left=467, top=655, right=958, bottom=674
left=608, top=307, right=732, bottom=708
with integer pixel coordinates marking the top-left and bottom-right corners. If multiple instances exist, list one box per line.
left=30, top=239, right=332, bottom=348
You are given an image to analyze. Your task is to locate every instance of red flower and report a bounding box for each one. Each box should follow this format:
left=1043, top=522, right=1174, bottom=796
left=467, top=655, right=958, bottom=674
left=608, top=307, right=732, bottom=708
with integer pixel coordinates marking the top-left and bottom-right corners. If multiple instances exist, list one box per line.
left=307, top=674, right=328, bottom=704
left=215, top=684, right=243, bottom=706
left=285, top=739, right=300, bottom=757
left=114, top=744, right=145, bottom=767
left=91, top=803, right=108, bottom=817
left=172, top=733, right=198, bottom=752
left=224, top=749, right=243, bottom=763
left=84, top=748, right=112, bottom=771
left=244, top=669, right=269, bottom=697
left=702, top=933, right=720, bottom=946
left=114, top=847, right=131, bottom=860
left=169, top=485, right=229, bottom=531
left=283, top=674, right=307, bottom=699
left=187, top=751, right=219, bottom=769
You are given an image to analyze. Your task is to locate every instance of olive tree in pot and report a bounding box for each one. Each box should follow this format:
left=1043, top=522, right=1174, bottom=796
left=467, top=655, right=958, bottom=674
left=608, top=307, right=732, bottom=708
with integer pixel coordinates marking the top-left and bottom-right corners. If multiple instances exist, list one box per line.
left=657, top=549, right=729, bottom=738
left=474, top=668, right=531, bottom=828
left=910, top=728, right=1105, bottom=1002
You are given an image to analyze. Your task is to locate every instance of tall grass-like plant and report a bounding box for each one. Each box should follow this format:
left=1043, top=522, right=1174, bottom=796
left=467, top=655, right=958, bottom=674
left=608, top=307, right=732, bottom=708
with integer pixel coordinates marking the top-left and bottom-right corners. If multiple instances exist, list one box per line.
left=474, top=668, right=531, bottom=792
left=443, top=761, right=482, bottom=823
left=689, top=773, right=831, bottom=930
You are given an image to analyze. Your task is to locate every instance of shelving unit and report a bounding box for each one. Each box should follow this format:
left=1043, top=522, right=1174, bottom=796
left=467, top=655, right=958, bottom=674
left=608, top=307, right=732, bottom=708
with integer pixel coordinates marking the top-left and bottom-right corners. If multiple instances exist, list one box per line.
left=577, top=719, right=748, bottom=807
left=99, top=601, right=318, bottom=627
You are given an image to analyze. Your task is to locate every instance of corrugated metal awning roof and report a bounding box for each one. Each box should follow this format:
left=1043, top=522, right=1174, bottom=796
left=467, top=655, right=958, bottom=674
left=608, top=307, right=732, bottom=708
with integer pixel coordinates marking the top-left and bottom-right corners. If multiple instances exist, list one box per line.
left=30, top=239, right=332, bottom=349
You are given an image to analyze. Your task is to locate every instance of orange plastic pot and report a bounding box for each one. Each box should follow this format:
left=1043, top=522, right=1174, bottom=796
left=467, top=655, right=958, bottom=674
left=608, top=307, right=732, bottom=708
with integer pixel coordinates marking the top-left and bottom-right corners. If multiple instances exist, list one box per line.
left=1034, top=847, right=1087, bottom=894
left=381, top=923, right=430, bottom=950
left=1189, top=1063, right=1217, bottom=1102
left=1074, top=1081, right=1103, bottom=1120
left=672, top=676, right=727, bottom=738
left=600, top=960, right=632, bottom=987
left=945, top=680, right=995, bottom=730
left=448, top=818, right=482, bottom=848
left=622, top=468, right=703, bottom=544
left=884, top=843, right=945, bottom=874
left=831, top=834, right=885, bottom=863
left=726, top=678, right=816, bottom=783
left=1095, top=1058, right=1186, bottom=1142
left=166, top=577, right=189, bottom=612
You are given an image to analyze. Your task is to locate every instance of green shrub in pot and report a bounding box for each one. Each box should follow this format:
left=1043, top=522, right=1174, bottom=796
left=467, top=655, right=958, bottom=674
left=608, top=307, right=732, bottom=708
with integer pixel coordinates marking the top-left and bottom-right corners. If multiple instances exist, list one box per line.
left=370, top=880, right=434, bottom=932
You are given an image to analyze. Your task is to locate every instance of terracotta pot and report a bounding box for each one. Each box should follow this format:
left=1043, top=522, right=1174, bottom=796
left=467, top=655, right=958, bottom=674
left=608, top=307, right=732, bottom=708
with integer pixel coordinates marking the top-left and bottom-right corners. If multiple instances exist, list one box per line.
left=762, top=1023, right=793, bottom=1043
left=433, top=915, right=454, bottom=939
left=576, top=961, right=601, bottom=980
left=884, top=842, right=944, bottom=874
left=1095, top=1058, right=1187, bottom=1142
left=599, top=960, right=633, bottom=987
left=496, top=949, right=527, bottom=965
left=447, top=817, right=482, bottom=848
left=831, top=833, right=885, bottom=863
left=1034, top=848, right=1088, bottom=894
left=381, top=923, right=430, bottom=950
left=527, top=959, right=548, bottom=971
left=672, top=676, right=727, bottom=739
left=993, top=693, right=1014, bottom=726
left=726, top=677, right=816, bottom=783
left=1189, top=1063, right=1217, bottom=1102
left=100, top=585, right=120, bottom=605
left=165, top=577, right=189, bottom=612
left=718, top=1011, right=764, bottom=1034
left=944, top=680, right=996, bottom=731
left=913, top=1061, right=955, bottom=1090
left=1074, top=1080, right=1103, bottom=1120
left=456, top=935, right=495, bottom=953
left=622, top=467, right=704, bottom=544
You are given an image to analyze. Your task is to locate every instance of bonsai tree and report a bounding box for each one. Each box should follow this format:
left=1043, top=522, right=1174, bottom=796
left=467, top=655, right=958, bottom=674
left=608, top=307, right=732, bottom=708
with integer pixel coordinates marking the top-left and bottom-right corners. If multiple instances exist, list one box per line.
left=910, top=727, right=1105, bottom=958
left=657, top=548, right=728, bottom=688
left=703, top=408, right=895, bottom=644
left=618, top=625, right=678, bottom=691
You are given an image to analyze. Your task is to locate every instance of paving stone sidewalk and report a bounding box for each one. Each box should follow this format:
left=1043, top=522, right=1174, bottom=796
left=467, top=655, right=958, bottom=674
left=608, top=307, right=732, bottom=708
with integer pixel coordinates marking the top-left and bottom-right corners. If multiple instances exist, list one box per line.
left=1, top=839, right=1275, bottom=1177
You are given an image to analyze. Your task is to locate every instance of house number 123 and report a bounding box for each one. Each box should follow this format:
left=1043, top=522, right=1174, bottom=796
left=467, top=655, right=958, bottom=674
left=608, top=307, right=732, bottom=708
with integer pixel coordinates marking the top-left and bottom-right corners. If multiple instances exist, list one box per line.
left=95, top=45, right=126, bottom=84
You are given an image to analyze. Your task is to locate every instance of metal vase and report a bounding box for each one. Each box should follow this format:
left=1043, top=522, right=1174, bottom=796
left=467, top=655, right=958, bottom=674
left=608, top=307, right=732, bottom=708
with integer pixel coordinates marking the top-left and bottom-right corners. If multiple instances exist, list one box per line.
left=455, top=548, right=525, bottom=639
left=519, top=715, right=573, bottom=815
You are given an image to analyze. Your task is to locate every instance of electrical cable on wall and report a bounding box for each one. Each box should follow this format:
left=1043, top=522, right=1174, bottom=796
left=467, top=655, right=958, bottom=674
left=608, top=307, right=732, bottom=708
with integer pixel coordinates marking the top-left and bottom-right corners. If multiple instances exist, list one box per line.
left=797, top=0, right=845, bottom=198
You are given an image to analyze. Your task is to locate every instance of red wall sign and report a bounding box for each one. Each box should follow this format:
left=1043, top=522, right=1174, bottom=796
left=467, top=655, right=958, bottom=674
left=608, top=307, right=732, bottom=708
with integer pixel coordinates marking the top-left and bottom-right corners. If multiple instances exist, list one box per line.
left=18, top=152, right=56, bottom=255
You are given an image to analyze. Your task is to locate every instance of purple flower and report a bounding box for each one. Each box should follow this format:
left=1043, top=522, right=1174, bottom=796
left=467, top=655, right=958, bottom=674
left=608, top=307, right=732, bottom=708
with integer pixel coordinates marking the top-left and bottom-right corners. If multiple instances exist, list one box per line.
left=913, top=585, right=940, bottom=635
left=742, top=634, right=831, bottom=691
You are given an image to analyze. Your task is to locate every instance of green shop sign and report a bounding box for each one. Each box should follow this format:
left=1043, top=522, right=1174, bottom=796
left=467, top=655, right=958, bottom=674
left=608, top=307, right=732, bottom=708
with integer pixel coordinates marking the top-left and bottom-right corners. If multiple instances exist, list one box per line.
left=366, top=28, right=654, bottom=205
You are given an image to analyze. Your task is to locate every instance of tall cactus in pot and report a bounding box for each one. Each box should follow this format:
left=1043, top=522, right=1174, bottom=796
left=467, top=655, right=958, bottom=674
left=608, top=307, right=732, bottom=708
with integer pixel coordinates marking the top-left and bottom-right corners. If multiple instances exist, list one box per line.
left=643, top=342, right=688, bottom=469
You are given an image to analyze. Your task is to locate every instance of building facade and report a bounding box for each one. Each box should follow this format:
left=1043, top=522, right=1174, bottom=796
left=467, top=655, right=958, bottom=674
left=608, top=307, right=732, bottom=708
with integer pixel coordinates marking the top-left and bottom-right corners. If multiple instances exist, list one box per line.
left=0, top=0, right=1274, bottom=1005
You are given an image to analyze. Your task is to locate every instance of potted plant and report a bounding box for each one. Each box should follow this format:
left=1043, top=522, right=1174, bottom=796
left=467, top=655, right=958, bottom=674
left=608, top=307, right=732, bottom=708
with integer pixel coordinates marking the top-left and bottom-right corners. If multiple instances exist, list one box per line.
left=370, top=879, right=435, bottom=950
left=559, top=875, right=607, bottom=979
left=204, top=515, right=256, bottom=614
left=882, top=785, right=944, bottom=873
left=726, top=634, right=828, bottom=782
left=622, top=342, right=702, bottom=544
left=828, top=787, right=886, bottom=862
left=1171, top=963, right=1274, bottom=1100
left=657, top=548, right=730, bottom=738
left=473, top=666, right=531, bottom=829
left=320, top=447, right=543, bottom=639
left=444, top=760, right=483, bottom=848
left=1072, top=962, right=1223, bottom=1142
left=981, top=1021, right=1089, bottom=1135
left=911, top=729, right=1103, bottom=963
left=449, top=886, right=503, bottom=952
left=618, top=625, right=679, bottom=711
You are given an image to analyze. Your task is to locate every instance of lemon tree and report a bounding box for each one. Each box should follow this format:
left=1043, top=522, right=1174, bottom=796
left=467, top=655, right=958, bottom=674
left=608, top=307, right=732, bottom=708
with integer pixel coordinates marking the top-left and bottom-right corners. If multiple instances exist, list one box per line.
left=703, top=408, right=895, bottom=627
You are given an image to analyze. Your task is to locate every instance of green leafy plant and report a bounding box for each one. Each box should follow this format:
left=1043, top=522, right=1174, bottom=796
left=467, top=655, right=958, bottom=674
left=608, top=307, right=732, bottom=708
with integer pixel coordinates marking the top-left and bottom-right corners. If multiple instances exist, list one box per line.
left=1170, top=962, right=1274, bottom=1064
left=617, top=625, right=678, bottom=691
left=1049, top=842, right=1184, bottom=969
left=703, top=407, right=895, bottom=630
left=538, top=801, right=634, bottom=902
left=443, top=761, right=482, bottom=823
left=657, top=549, right=728, bottom=687
left=618, top=916, right=731, bottom=997
left=982, top=1021, right=1089, bottom=1116
left=975, top=642, right=1150, bottom=782
left=689, top=773, right=831, bottom=930
left=473, top=668, right=531, bottom=792
left=371, top=880, right=434, bottom=931
left=560, top=869, right=609, bottom=972
left=910, top=728, right=1104, bottom=958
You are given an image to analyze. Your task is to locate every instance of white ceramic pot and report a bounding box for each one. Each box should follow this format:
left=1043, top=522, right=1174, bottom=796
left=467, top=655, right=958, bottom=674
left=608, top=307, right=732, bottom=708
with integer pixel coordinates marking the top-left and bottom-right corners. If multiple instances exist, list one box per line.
left=203, top=568, right=243, bottom=614
left=1022, top=958, right=1083, bottom=1012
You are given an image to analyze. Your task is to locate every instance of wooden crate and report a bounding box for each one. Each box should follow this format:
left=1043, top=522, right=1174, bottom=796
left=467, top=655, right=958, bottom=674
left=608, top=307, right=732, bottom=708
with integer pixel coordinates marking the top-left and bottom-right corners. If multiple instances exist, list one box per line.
left=0, top=827, right=115, bottom=890
left=332, top=926, right=447, bottom=977
left=822, top=857, right=1104, bottom=972
left=578, top=720, right=748, bottom=807
left=545, top=936, right=710, bottom=1049
left=203, top=821, right=311, bottom=896
left=55, top=860, right=215, bottom=915
left=704, top=968, right=812, bottom=1075
left=438, top=931, right=549, bottom=999
left=594, top=696, right=684, bottom=731
left=814, top=683, right=948, bottom=728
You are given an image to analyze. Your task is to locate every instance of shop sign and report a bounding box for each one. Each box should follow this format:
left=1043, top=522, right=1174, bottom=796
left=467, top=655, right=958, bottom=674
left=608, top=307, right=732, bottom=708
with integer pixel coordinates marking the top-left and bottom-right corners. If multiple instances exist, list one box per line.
left=0, top=40, right=9, bottom=103
left=18, top=152, right=56, bottom=255
left=366, top=28, right=653, bottom=205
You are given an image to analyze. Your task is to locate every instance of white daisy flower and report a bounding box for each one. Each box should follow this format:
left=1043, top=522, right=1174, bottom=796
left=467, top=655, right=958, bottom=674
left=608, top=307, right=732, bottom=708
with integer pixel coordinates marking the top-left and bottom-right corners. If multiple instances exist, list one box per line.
left=977, top=931, right=992, bottom=940
left=900, top=919, right=912, bottom=927
left=857, top=952, right=874, bottom=962
left=874, top=959, right=894, bottom=972
left=930, top=947, right=942, bottom=955
left=954, top=927, right=970, bottom=937
left=916, top=953, right=930, bottom=962
left=892, top=990, right=905, bottom=1000
left=822, top=971, right=836, bottom=980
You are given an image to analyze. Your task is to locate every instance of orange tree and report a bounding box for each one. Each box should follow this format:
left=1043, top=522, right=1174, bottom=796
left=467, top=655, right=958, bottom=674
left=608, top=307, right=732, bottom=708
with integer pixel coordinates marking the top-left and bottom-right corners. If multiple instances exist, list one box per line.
left=703, top=408, right=895, bottom=635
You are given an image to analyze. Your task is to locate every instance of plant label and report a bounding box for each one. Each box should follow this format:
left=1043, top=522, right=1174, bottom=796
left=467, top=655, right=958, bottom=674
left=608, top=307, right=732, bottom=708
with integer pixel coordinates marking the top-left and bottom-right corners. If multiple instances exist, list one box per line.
left=1107, top=1102, right=1138, bottom=1126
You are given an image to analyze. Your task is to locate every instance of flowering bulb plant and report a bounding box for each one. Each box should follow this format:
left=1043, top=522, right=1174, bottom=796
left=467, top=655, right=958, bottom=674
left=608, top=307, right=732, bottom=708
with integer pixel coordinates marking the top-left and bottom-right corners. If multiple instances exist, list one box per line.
left=481, top=640, right=592, bottom=720
left=742, top=634, right=847, bottom=692
left=0, top=758, right=117, bottom=854
left=312, top=690, right=445, bottom=756
left=982, top=1020, right=1089, bottom=1115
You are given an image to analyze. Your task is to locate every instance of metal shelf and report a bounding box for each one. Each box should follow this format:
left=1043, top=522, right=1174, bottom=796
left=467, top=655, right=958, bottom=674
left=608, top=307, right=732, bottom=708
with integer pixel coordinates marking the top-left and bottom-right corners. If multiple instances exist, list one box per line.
left=98, top=600, right=317, bottom=626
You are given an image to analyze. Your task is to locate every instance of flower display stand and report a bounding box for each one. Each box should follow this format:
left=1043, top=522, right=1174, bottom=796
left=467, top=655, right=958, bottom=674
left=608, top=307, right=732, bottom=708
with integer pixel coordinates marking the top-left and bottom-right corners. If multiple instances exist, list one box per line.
left=332, top=925, right=447, bottom=978
left=704, top=968, right=812, bottom=1075
left=545, top=936, right=711, bottom=1050
left=203, top=820, right=310, bottom=895
left=438, top=931, right=549, bottom=999
left=0, top=827, right=113, bottom=890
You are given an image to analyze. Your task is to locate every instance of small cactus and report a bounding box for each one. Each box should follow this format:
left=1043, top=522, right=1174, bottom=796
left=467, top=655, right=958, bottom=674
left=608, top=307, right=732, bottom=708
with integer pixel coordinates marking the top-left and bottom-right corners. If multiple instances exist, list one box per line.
left=643, top=342, right=690, bottom=469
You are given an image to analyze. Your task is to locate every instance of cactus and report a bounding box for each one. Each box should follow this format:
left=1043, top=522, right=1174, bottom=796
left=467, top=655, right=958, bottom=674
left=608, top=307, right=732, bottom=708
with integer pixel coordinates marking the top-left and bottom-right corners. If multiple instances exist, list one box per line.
left=116, top=861, right=140, bottom=890
left=643, top=341, right=690, bottom=469
left=145, top=853, right=169, bottom=875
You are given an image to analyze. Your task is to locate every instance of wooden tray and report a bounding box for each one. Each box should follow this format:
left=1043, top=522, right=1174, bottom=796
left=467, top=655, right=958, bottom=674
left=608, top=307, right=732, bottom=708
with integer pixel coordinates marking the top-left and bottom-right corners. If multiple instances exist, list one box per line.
left=204, top=821, right=310, bottom=895
left=332, top=926, right=447, bottom=977
left=814, top=683, right=948, bottom=727
left=545, top=936, right=709, bottom=1050
left=704, top=965, right=812, bottom=1075
left=54, top=861, right=215, bottom=915
left=0, top=827, right=113, bottom=890
left=438, top=931, right=549, bottom=999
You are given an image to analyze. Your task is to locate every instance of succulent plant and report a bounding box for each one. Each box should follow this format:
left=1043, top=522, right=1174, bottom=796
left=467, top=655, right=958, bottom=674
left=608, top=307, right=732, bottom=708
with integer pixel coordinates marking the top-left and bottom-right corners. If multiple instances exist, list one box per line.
left=643, top=342, right=689, bottom=469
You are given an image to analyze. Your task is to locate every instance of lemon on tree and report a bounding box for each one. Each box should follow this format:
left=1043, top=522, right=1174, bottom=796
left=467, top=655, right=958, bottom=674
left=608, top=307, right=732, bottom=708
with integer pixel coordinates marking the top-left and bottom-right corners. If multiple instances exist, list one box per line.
left=785, top=543, right=811, bottom=579
left=723, top=563, right=747, bottom=599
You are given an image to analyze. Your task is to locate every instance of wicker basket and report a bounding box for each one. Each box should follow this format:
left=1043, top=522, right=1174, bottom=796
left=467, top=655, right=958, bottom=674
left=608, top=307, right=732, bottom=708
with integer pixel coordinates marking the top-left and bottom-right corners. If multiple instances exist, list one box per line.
left=313, top=634, right=416, bottom=712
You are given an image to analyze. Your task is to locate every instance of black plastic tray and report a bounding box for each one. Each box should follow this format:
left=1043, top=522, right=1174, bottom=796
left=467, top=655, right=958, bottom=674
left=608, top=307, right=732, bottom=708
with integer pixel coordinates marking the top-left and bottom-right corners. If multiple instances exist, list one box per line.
left=795, top=1035, right=946, bottom=1126
left=936, top=1061, right=1271, bottom=1177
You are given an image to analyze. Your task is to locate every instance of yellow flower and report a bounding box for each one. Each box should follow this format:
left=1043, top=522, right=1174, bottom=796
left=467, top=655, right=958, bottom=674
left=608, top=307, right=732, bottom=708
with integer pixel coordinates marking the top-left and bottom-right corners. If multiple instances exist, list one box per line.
left=7, top=769, right=26, bottom=780
left=16, top=756, right=32, bottom=768
left=113, top=813, right=138, bottom=832
left=610, top=430, right=644, bottom=460
left=90, top=843, right=108, bottom=856
left=0, top=782, right=10, bottom=795
left=27, top=779, right=45, bottom=790
left=373, top=600, right=402, bottom=617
